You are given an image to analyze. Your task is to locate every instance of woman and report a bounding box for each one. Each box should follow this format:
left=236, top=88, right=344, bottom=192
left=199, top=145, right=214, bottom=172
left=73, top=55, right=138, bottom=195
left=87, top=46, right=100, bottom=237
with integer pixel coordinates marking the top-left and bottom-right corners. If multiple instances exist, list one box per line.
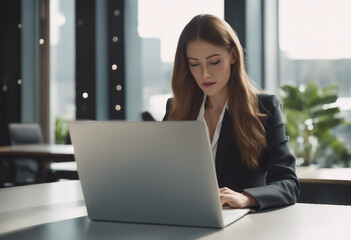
left=163, top=14, right=299, bottom=210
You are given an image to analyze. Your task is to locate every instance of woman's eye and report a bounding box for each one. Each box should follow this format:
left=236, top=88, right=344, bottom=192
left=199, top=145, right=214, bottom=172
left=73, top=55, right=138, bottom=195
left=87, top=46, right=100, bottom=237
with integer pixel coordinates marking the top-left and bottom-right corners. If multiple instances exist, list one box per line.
left=189, top=63, right=199, bottom=67
left=211, top=60, right=220, bottom=65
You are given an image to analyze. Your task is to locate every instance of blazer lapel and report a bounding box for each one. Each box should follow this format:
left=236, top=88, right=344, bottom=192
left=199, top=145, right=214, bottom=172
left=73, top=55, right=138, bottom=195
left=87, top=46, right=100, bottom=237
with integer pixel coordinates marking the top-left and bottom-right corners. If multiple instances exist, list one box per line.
left=215, top=111, right=232, bottom=181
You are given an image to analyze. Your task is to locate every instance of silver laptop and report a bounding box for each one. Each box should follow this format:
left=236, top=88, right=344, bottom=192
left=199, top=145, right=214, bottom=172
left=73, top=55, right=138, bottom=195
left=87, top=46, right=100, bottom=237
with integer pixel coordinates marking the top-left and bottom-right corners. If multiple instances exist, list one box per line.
left=69, top=121, right=249, bottom=228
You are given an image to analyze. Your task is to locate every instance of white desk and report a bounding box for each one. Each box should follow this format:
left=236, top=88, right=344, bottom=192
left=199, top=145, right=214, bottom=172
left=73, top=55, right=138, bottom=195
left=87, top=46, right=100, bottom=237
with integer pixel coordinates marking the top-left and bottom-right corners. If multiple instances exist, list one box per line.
left=0, top=181, right=350, bottom=240
left=0, top=144, right=77, bottom=182
left=0, top=144, right=74, bottom=160
left=297, top=166, right=351, bottom=184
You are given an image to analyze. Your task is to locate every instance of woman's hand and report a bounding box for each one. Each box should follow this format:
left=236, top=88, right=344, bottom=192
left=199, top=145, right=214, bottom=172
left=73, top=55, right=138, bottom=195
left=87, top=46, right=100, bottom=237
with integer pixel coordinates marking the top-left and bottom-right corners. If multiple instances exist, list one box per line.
left=219, top=187, right=258, bottom=208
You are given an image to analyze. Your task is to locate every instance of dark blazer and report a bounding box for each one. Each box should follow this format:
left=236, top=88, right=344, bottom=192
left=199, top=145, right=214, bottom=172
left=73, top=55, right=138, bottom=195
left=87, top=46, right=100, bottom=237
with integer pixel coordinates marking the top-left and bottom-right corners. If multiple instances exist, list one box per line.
left=163, top=93, right=300, bottom=210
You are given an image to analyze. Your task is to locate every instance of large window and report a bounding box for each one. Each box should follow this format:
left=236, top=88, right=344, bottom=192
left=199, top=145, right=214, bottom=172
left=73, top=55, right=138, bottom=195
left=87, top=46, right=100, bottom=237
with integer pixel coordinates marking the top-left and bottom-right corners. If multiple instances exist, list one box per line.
left=278, top=0, right=351, bottom=166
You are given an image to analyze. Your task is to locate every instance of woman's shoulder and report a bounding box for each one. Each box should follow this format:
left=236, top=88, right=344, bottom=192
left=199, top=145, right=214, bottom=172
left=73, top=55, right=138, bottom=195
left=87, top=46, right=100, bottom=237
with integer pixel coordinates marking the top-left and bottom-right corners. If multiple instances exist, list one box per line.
left=257, top=93, right=280, bottom=114
left=163, top=98, right=174, bottom=121
left=165, top=98, right=173, bottom=110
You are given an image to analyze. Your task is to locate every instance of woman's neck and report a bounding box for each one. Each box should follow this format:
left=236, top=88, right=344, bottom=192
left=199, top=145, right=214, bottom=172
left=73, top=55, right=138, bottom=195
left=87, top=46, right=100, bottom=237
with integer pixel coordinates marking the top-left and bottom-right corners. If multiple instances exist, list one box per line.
left=206, top=92, right=228, bottom=113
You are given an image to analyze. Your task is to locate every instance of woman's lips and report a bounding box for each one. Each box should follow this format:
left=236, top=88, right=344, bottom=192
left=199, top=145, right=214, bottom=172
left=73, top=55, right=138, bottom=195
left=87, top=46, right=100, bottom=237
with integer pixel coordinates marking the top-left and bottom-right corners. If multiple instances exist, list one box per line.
left=202, top=82, right=216, bottom=87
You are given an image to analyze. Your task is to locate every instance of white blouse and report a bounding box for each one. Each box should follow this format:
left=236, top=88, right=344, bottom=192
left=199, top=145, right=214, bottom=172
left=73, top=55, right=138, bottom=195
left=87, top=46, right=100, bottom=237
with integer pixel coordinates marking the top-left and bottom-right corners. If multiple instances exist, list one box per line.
left=197, top=94, right=228, bottom=162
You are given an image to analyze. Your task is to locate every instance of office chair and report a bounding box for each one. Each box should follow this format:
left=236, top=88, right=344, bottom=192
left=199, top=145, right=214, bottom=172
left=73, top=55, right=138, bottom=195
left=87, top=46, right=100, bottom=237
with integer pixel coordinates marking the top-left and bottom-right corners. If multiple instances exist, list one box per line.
left=8, top=123, right=78, bottom=184
left=0, top=157, right=16, bottom=187
left=8, top=123, right=41, bottom=184
left=141, top=111, right=156, bottom=121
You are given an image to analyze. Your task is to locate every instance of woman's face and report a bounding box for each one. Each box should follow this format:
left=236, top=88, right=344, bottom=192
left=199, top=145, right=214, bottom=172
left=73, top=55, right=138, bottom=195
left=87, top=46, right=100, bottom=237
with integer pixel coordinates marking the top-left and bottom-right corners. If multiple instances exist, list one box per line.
left=186, top=39, right=235, bottom=98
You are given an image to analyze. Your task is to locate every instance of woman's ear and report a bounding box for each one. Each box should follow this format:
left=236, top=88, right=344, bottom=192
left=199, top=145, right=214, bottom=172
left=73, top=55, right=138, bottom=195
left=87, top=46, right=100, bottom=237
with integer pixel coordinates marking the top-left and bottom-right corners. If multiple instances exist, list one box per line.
left=230, top=47, right=236, bottom=64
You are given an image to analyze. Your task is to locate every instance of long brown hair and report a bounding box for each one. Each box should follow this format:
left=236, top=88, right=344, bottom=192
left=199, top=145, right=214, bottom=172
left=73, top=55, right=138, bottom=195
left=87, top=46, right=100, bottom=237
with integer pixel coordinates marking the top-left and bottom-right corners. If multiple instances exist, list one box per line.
left=168, top=14, right=267, bottom=169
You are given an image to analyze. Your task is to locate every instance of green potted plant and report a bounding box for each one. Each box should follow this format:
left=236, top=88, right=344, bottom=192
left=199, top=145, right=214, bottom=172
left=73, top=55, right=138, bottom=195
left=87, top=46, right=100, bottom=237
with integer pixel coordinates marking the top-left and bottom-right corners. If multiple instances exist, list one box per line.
left=278, top=82, right=351, bottom=167
left=55, top=117, right=70, bottom=144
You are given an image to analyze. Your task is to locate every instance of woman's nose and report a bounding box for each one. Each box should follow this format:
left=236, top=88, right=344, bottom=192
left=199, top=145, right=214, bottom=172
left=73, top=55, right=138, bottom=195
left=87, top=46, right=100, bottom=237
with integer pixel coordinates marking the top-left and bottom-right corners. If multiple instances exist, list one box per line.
left=201, top=66, right=211, bottom=79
